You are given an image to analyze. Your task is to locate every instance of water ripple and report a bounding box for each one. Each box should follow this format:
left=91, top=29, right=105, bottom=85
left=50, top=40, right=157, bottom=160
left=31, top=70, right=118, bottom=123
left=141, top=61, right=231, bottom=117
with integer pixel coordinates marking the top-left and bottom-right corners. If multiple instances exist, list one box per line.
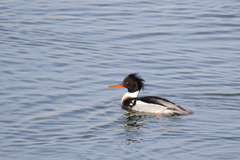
left=1, top=0, right=240, bottom=159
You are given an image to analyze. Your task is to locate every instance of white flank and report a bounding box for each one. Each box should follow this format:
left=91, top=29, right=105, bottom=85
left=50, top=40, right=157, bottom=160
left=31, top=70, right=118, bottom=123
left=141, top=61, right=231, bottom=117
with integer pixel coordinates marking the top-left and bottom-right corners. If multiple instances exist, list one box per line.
left=133, top=100, right=174, bottom=115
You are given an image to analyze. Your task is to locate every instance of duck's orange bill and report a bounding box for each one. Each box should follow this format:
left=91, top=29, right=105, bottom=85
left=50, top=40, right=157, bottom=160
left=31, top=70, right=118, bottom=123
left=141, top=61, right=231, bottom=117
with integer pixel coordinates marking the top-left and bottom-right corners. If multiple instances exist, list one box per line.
left=108, top=84, right=124, bottom=88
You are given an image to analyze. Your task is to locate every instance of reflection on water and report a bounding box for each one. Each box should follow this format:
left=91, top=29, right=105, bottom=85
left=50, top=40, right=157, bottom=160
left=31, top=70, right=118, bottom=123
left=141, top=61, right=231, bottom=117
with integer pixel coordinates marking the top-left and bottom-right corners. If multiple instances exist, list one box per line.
left=122, top=139, right=141, bottom=145
left=124, top=111, right=182, bottom=124
left=123, top=112, right=155, bottom=128
left=116, top=111, right=183, bottom=147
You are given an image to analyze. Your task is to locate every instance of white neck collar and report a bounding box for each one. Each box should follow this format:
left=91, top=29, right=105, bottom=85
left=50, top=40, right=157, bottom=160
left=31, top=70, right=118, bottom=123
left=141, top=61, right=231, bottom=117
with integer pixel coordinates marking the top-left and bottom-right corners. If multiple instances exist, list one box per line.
left=121, top=91, right=139, bottom=104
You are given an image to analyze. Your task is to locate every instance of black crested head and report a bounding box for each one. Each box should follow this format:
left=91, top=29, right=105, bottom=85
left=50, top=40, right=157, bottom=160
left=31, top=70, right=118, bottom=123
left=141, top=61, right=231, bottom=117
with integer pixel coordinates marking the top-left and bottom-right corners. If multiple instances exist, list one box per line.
left=122, top=73, right=145, bottom=92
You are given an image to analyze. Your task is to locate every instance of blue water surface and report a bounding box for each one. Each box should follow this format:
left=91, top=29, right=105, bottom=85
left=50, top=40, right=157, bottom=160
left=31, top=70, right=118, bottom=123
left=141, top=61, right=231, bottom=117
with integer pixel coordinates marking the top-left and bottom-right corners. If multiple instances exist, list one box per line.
left=0, top=0, right=240, bottom=159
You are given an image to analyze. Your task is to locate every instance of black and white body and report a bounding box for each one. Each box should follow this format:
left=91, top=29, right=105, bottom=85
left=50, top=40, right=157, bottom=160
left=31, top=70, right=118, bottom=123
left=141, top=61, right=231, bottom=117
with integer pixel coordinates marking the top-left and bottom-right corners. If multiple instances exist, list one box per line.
left=109, top=73, right=194, bottom=116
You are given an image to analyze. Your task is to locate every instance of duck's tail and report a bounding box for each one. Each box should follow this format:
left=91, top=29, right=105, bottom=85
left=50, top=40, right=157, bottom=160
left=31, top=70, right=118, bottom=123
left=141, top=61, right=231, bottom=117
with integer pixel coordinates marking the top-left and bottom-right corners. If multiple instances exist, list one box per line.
left=184, top=109, right=194, bottom=115
left=173, top=108, right=194, bottom=116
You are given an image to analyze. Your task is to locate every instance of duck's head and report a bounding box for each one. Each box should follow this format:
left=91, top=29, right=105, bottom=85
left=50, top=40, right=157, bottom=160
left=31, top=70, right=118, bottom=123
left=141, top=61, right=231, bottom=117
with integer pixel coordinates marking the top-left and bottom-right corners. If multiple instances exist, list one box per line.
left=109, top=73, right=145, bottom=93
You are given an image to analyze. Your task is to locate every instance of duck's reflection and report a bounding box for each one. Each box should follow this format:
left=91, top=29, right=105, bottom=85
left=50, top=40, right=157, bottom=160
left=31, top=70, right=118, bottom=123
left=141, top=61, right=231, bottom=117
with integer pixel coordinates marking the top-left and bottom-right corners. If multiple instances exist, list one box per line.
left=117, top=112, right=146, bottom=145
left=123, top=111, right=156, bottom=129
left=121, top=138, right=141, bottom=145
left=123, top=112, right=179, bottom=126
left=117, top=111, right=181, bottom=146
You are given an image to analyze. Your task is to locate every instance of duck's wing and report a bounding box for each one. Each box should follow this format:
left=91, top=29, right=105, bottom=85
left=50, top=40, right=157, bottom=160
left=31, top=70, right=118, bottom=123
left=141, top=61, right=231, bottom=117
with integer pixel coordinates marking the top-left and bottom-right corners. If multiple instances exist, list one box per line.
left=137, top=96, right=193, bottom=115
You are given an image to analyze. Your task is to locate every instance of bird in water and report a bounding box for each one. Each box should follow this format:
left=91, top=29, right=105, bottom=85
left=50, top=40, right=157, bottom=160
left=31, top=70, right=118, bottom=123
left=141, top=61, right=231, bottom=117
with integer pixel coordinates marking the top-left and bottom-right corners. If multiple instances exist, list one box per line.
left=109, top=73, right=194, bottom=119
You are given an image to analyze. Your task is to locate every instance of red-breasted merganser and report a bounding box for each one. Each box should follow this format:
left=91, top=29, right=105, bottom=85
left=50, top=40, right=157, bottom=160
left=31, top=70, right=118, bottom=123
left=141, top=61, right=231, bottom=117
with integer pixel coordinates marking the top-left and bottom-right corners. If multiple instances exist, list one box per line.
left=109, top=73, right=193, bottom=119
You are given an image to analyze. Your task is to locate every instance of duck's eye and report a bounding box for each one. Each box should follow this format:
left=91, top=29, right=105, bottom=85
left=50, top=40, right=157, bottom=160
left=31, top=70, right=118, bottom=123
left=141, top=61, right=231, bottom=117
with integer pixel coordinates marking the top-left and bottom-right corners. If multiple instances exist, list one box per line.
left=125, top=81, right=129, bottom=84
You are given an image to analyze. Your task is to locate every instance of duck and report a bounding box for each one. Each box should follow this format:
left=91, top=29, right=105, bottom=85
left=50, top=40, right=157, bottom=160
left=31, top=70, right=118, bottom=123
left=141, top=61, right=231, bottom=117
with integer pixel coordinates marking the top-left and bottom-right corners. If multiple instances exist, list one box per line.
left=109, top=73, right=193, bottom=119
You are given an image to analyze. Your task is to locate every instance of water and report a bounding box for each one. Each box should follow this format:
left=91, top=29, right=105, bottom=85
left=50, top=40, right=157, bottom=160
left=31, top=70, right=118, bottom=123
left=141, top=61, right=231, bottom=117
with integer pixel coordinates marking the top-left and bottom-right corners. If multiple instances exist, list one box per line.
left=1, top=0, right=240, bottom=159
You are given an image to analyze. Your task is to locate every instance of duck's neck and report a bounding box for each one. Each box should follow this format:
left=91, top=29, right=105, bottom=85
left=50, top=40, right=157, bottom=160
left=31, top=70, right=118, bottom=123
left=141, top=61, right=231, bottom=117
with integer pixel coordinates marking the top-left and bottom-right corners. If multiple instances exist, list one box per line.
left=121, top=91, right=140, bottom=104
